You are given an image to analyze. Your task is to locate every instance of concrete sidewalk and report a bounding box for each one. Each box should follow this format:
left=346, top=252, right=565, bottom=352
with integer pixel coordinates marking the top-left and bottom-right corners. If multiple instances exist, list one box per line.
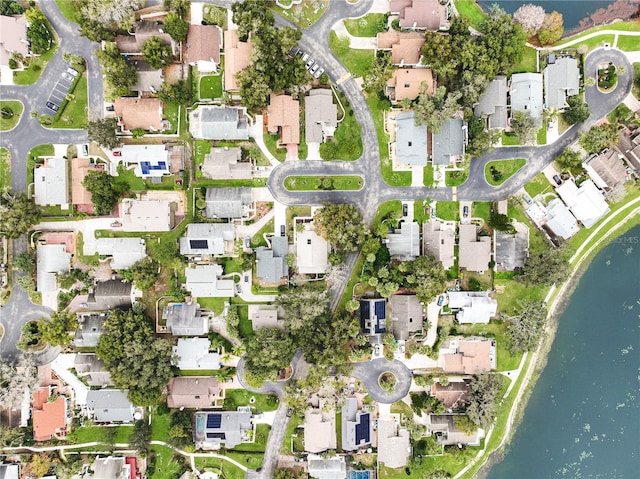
left=248, top=115, right=281, bottom=167
left=331, top=19, right=377, bottom=50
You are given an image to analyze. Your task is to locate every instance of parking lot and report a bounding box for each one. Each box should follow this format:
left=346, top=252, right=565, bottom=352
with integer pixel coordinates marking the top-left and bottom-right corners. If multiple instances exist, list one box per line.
left=44, top=66, right=78, bottom=113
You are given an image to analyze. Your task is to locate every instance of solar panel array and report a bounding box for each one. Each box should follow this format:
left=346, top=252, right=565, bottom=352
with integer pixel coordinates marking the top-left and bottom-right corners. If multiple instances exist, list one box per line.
left=206, top=413, right=222, bottom=429
left=189, top=239, right=209, bottom=249
left=374, top=301, right=385, bottom=320
left=355, top=413, right=370, bottom=444
left=140, top=161, right=167, bottom=175
left=206, top=432, right=225, bottom=439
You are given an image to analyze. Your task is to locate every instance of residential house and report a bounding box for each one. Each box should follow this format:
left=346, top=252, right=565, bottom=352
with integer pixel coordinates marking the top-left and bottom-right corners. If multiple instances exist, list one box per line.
left=307, top=455, right=347, bottom=479
left=389, top=294, right=424, bottom=340
left=189, top=105, right=249, bottom=140
left=92, top=457, right=131, bottom=479
left=185, top=25, right=221, bottom=72
left=342, top=397, right=372, bottom=451
left=423, top=220, right=455, bottom=270
left=114, top=97, right=164, bottom=132
left=509, top=73, right=543, bottom=119
left=446, top=291, right=497, bottom=324
left=121, top=198, right=175, bottom=232
left=544, top=198, right=580, bottom=240
left=386, top=221, right=420, bottom=260
left=128, top=59, right=163, bottom=95
left=96, top=237, right=147, bottom=270
left=204, top=187, right=252, bottom=219
left=376, top=31, right=425, bottom=66
left=115, top=20, right=176, bottom=55
left=458, top=224, right=491, bottom=273
left=395, top=111, right=428, bottom=166
left=474, top=75, right=508, bottom=130
left=202, top=147, right=252, bottom=180
left=86, top=390, right=134, bottom=423
left=427, top=414, right=482, bottom=446
left=390, top=0, right=450, bottom=31
left=295, top=221, right=329, bottom=275
left=173, top=338, right=221, bottom=370
left=179, top=223, right=235, bottom=257
left=193, top=411, right=253, bottom=449
left=617, top=128, right=640, bottom=172
left=441, top=337, right=496, bottom=375
left=32, top=387, right=66, bottom=441
left=584, top=148, right=628, bottom=189
left=167, top=377, right=224, bottom=409
left=0, top=464, right=20, bottom=479
left=224, top=30, right=253, bottom=92
left=183, top=264, right=234, bottom=298
left=119, top=144, right=171, bottom=178
left=304, top=399, right=337, bottom=453
left=69, top=279, right=134, bottom=312
left=248, top=305, right=284, bottom=330
left=74, top=313, right=106, bottom=348
left=255, top=236, right=289, bottom=284
left=377, top=417, right=411, bottom=469
left=267, top=94, right=300, bottom=146
left=360, top=298, right=387, bottom=338
left=386, top=68, right=433, bottom=102
left=494, top=222, right=529, bottom=271
left=34, top=157, right=68, bottom=206
left=431, top=118, right=466, bottom=166
left=71, top=157, right=102, bottom=213
left=544, top=56, right=580, bottom=109
left=163, top=301, right=209, bottom=336
left=305, top=89, right=338, bottom=144
left=74, top=354, right=113, bottom=387
left=556, top=179, right=610, bottom=228
left=0, top=14, right=28, bottom=67
left=36, top=244, right=71, bottom=293
left=431, top=380, right=470, bottom=411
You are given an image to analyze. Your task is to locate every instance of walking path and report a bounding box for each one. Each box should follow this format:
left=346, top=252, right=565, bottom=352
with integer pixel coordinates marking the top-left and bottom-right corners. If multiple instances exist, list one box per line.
left=248, top=115, right=281, bottom=166
left=331, top=20, right=377, bottom=49
left=550, top=29, right=640, bottom=50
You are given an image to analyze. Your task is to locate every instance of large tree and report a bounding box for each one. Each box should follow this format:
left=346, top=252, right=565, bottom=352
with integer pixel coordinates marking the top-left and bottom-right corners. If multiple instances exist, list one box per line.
left=82, top=170, right=128, bottom=216
left=141, top=36, right=173, bottom=69
left=414, top=85, right=462, bottom=133
left=38, top=311, right=79, bottom=347
left=124, top=257, right=159, bottom=290
left=0, top=353, right=38, bottom=410
left=512, top=4, right=546, bottom=35
left=243, top=327, right=295, bottom=382
left=96, top=309, right=174, bottom=405
left=80, top=0, right=141, bottom=29
left=313, top=203, right=369, bottom=252
left=562, top=95, right=590, bottom=125
left=555, top=147, right=582, bottom=171
left=0, top=0, right=24, bottom=15
left=25, top=8, right=53, bottom=55
left=96, top=42, right=137, bottom=97
left=538, top=11, right=564, bottom=45
left=87, top=118, right=120, bottom=150
left=401, top=256, right=447, bottom=303
left=163, top=11, right=189, bottom=42
left=0, top=191, right=41, bottom=239
left=579, top=123, right=619, bottom=154
left=466, top=373, right=504, bottom=430
left=363, top=51, right=394, bottom=93
left=231, top=0, right=275, bottom=38
left=506, top=300, right=547, bottom=354
left=511, top=110, right=538, bottom=145
left=519, top=244, right=571, bottom=286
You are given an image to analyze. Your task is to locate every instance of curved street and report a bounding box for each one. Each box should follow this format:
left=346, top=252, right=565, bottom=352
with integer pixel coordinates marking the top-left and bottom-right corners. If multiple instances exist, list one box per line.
left=351, top=358, right=413, bottom=403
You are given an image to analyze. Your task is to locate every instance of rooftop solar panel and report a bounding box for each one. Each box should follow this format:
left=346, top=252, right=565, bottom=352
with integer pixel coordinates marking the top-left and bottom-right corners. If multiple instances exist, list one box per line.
left=206, top=432, right=225, bottom=439
left=190, top=239, right=209, bottom=249
left=206, top=413, right=221, bottom=429
left=375, top=301, right=385, bottom=320
left=355, top=413, right=371, bottom=444
left=360, top=301, right=370, bottom=318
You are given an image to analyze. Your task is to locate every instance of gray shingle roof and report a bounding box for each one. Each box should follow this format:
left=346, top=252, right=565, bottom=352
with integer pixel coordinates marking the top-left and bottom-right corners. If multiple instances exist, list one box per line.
left=474, top=75, right=507, bottom=130
left=74, top=353, right=113, bottom=387
left=96, top=237, right=147, bottom=270
left=204, top=187, right=251, bottom=219
left=163, top=302, right=208, bottom=336
left=432, top=118, right=465, bottom=165
left=510, top=72, right=543, bottom=119
left=255, top=236, right=289, bottom=284
left=36, top=244, right=71, bottom=293
left=74, top=313, right=106, bottom=348
left=189, top=106, right=249, bottom=140
left=389, top=294, right=423, bottom=340
left=92, top=457, right=129, bottom=479
left=396, top=111, right=428, bottom=166
left=386, top=221, right=420, bottom=259
left=86, top=390, right=134, bottom=423
left=305, top=89, right=338, bottom=144
left=544, top=56, right=580, bottom=109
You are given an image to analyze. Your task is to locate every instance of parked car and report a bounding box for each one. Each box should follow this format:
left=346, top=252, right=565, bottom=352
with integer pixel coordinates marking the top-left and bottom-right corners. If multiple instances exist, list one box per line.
left=82, top=144, right=89, bottom=156
left=402, top=203, right=408, bottom=216
left=244, top=236, right=251, bottom=248
left=306, top=57, right=315, bottom=68
left=287, top=408, right=294, bottom=417
left=437, top=295, right=444, bottom=306
left=46, top=101, right=59, bottom=112
left=110, top=221, right=122, bottom=227
left=66, top=67, right=78, bottom=77
left=374, top=344, right=381, bottom=355
left=244, top=275, right=249, bottom=283
left=255, top=166, right=268, bottom=171
left=236, top=284, right=242, bottom=294
left=431, top=207, right=436, bottom=219
left=553, top=174, right=562, bottom=185
left=310, top=63, right=320, bottom=75
left=302, top=53, right=310, bottom=63
left=280, top=224, right=286, bottom=236
left=314, top=67, right=325, bottom=79
left=463, top=206, right=469, bottom=218
left=112, top=151, right=121, bottom=156
left=105, top=104, right=115, bottom=112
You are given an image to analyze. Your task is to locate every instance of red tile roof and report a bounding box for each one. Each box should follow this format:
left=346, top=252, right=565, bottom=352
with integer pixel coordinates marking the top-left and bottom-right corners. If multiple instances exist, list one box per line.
left=32, top=389, right=66, bottom=442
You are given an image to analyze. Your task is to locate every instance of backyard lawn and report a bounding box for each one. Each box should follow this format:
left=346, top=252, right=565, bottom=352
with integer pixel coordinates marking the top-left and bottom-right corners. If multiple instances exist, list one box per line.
left=264, top=134, right=286, bottom=161
left=435, top=201, right=459, bottom=221
left=0, top=148, right=10, bottom=191
left=194, top=457, right=245, bottom=479
left=284, top=175, right=363, bottom=190
left=149, top=445, right=188, bottom=479
left=507, top=46, right=537, bottom=75
left=199, top=75, right=223, bottom=99
left=524, top=172, right=552, bottom=198
left=454, top=0, right=487, bottom=29
left=0, top=100, right=23, bottom=131
left=51, top=75, right=87, bottom=129
left=223, top=389, right=279, bottom=412
left=203, top=4, right=228, bottom=29
left=445, top=169, right=467, bottom=187
left=343, top=13, right=387, bottom=37
left=501, top=132, right=519, bottom=146
left=455, top=320, right=524, bottom=371
left=320, top=92, right=362, bottom=161
left=14, top=45, right=57, bottom=85
left=471, top=201, right=490, bottom=222
left=329, top=31, right=374, bottom=78
left=484, top=159, right=526, bottom=186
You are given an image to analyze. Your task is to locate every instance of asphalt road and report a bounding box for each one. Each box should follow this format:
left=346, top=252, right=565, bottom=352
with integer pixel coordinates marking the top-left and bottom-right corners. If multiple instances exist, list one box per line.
left=351, top=358, right=413, bottom=403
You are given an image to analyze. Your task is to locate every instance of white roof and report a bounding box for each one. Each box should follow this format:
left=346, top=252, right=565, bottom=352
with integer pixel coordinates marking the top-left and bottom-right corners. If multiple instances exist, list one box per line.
left=173, top=338, right=221, bottom=370
left=120, top=144, right=170, bottom=178
left=307, top=454, right=346, bottom=479
left=36, top=244, right=71, bottom=292
left=377, top=418, right=411, bottom=469
left=555, top=180, right=609, bottom=228
left=34, top=157, right=68, bottom=206
left=510, top=72, right=543, bottom=119
left=184, top=264, right=234, bottom=298
left=545, top=198, right=579, bottom=239
left=387, top=221, right=420, bottom=260
left=121, top=198, right=173, bottom=232
left=296, top=223, right=329, bottom=274
left=96, top=237, right=147, bottom=269
left=447, top=291, right=497, bottom=324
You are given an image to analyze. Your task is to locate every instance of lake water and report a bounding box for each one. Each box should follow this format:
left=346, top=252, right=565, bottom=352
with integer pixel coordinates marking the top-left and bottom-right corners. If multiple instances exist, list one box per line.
left=487, top=225, right=640, bottom=479
left=479, top=1, right=616, bottom=34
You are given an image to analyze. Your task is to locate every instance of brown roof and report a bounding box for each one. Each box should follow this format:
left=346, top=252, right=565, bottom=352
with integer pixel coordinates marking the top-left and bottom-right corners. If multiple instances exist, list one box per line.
left=267, top=94, right=300, bottom=145
left=618, top=129, right=640, bottom=171
left=71, top=157, right=92, bottom=207
left=586, top=148, right=627, bottom=188
left=391, top=0, right=449, bottom=31
left=32, top=388, right=66, bottom=441
left=458, top=224, right=492, bottom=273
left=387, top=68, right=433, bottom=101
left=431, top=381, right=469, bottom=409
left=0, top=14, right=28, bottom=67
left=166, top=377, right=224, bottom=409
left=377, top=31, right=425, bottom=65
left=443, top=338, right=493, bottom=374
left=185, top=25, right=221, bottom=65
left=224, top=30, right=253, bottom=92
left=114, top=97, right=163, bottom=131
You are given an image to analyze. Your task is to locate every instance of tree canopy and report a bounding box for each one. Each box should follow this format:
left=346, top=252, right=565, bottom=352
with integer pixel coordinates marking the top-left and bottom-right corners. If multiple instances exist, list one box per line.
left=506, top=300, right=547, bottom=354
left=87, top=118, right=120, bottom=150
left=163, top=11, right=189, bottom=42
left=0, top=191, right=41, bottom=239
left=243, top=327, right=295, bottom=382
left=38, top=311, right=78, bottom=347
left=141, top=36, right=173, bottom=69
left=313, top=203, right=369, bottom=252
left=579, top=123, right=619, bottom=154
left=519, top=244, right=571, bottom=286
left=25, top=8, right=52, bottom=55
left=96, top=42, right=137, bottom=97
left=0, top=0, right=24, bottom=15
left=414, top=85, right=462, bottom=133
left=562, top=95, right=590, bottom=125
left=538, top=11, right=564, bottom=46
left=82, top=170, right=129, bottom=216
left=466, top=372, right=504, bottom=429
left=96, top=309, right=174, bottom=405
left=80, top=0, right=141, bottom=29
left=512, top=4, right=545, bottom=35
left=555, top=148, right=582, bottom=171
left=511, top=111, right=538, bottom=144
left=123, top=257, right=159, bottom=290
left=0, top=354, right=38, bottom=410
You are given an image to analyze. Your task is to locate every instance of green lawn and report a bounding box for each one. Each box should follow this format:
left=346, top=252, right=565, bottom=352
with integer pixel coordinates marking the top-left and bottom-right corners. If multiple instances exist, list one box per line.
left=199, top=75, right=223, bottom=99
left=472, top=201, right=490, bottom=222
left=372, top=200, right=402, bottom=233
left=51, top=75, right=87, bottom=128
left=27, top=144, right=54, bottom=185
left=537, top=122, right=547, bottom=145
left=264, top=134, right=286, bottom=162
left=633, top=64, right=640, bottom=105
left=524, top=172, right=552, bottom=198
left=272, top=0, right=328, bottom=29
left=553, top=22, right=640, bottom=48
left=197, top=297, right=227, bottom=315
left=55, top=0, right=81, bottom=23
left=281, top=413, right=303, bottom=454
left=445, top=169, right=467, bottom=187
left=380, top=443, right=480, bottom=478
left=162, top=102, right=180, bottom=134
left=508, top=46, right=537, bottom=75
left=251, top=218, right=274, bottom=248
left=455, top=321, right=524, bottom=371
left=0, top=100, right=23, bottom=131
left=284, top=175, right=363, bottom=190
left=203, top=5, right=228, bottom=29
left=194, top=457, right=245, bottom=479
left=501, top=132, right=519, bottom=146
left=224, top=389, right=279, bottom=412
left=329, top=31, right=374, bottom=78
left=14, top=44, right=58, bottom=85
left=453, top=0, right=487, bottom=29
left=390, top=400, right=413, bottom=417
left=68, top=424, right=132, bottom=444
left=343, top=13, right=387, bottom=37
left=150, top=445, right=188, bottom=479
left=414, top=200, right=430, bottom=224
left=435, top=201, right=459, bottom=221
left=484, top=159, right=526, bottom=187
left=0, top=148, right=10, bottom=191
left=423, top=164, right=434, bottom=187
left=320, top=91, right=363, bottom=160
left=115, top=166, right=146, bottom=191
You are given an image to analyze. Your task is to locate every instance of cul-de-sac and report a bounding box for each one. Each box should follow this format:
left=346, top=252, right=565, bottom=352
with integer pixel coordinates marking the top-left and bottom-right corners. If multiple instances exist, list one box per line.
left=1, top=0, right=639, bottom=478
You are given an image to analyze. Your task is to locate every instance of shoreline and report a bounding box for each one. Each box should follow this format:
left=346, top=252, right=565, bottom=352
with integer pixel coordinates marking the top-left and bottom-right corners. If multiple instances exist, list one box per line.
left=459, top=201, right=640, bottom=479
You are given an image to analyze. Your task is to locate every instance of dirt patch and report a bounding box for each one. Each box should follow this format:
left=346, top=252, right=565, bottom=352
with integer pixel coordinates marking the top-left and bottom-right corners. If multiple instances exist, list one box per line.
left=164, top=63, right=185, bottom=84
left=254, top=201, right=272, bottom=222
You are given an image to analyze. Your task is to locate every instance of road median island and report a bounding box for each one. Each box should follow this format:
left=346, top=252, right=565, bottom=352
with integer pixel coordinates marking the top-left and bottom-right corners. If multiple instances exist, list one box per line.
left=284, top=175, right=364, bottom=191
